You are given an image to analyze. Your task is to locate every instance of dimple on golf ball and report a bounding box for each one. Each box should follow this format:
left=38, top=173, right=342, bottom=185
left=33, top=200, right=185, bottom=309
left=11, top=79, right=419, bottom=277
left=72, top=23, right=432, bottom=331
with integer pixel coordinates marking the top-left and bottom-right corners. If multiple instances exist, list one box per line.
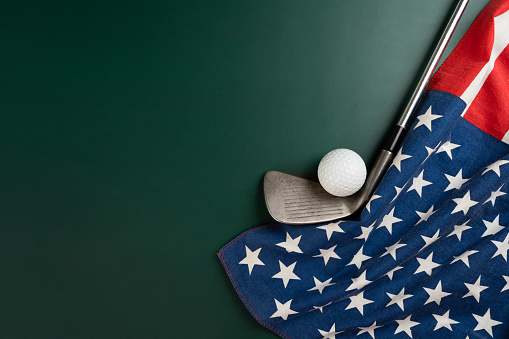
left=318, top=148, right=367, bottom=197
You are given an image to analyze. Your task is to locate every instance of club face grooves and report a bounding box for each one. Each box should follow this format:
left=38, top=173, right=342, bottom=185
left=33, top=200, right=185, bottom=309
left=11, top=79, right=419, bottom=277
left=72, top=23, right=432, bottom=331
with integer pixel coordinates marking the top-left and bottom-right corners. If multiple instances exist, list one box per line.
left=263, top=150, right=395, bottom=224
left=264, top=170, right=352, bottom=224
left=282, top=182, right=345, bottom=217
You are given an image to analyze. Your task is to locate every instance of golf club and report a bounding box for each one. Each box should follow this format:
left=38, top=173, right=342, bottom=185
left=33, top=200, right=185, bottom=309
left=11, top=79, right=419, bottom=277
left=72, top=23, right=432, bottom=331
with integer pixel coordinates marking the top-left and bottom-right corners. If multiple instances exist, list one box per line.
left=264, top=0, right=469, bottom=225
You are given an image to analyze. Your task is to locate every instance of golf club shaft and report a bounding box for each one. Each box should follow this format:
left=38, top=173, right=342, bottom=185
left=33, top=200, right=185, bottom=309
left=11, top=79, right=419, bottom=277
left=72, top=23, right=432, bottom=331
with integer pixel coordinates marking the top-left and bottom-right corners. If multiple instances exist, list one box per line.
left=384, top=0, right=469, bottom=153
left=263, top=0, right=470, bottom=225
left=366, top=0, right=469, bottom=208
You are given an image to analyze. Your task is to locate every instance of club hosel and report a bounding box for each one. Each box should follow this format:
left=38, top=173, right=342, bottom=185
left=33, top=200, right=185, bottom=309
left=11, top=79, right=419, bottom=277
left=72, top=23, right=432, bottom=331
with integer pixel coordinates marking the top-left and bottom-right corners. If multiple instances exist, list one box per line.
left=383, top=124, right=408, bottom=154
left=355, top=149, right=395, bottom=208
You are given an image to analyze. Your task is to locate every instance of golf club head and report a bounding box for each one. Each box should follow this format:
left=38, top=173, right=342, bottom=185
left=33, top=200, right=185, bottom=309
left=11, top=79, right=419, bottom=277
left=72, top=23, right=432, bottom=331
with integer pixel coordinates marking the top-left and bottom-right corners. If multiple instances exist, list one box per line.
left=264, top=150, right=394, bottom=225
left=263, top=170, right=359, bottom=224
left=262, top=0, right=469, bottom=225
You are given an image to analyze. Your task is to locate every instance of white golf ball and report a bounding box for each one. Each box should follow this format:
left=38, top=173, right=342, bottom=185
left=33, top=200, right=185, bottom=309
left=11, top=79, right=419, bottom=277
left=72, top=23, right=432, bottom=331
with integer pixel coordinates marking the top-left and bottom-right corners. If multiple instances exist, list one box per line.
left=318, top=148, right=367, bottom=197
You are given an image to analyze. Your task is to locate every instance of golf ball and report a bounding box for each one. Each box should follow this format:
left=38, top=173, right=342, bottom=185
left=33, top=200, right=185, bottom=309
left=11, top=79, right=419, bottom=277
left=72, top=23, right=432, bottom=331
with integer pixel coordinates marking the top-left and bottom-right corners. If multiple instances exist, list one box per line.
left=318, top=148, right=367, bottom=197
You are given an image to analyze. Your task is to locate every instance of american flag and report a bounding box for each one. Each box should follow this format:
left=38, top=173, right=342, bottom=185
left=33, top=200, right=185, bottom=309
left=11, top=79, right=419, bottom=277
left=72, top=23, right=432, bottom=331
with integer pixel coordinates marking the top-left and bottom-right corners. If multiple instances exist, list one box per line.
left=218, top=1, right=509, bottom=338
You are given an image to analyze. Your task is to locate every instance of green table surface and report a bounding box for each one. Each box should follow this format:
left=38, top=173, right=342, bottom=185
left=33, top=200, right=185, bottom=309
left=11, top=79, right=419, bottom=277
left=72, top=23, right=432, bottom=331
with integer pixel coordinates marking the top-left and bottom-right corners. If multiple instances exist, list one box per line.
left=1, top=1, right=490, bottom=338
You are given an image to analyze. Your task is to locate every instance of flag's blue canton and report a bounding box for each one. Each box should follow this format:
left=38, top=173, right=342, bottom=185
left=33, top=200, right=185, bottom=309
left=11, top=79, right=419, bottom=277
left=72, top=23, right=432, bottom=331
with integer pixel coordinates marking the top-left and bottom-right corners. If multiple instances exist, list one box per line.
left=218, top=90, right=509, bottom=339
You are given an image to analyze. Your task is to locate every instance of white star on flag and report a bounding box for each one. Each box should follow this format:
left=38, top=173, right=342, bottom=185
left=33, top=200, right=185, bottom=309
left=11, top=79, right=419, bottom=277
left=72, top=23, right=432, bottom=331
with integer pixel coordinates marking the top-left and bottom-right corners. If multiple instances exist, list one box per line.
left=317, top=222, right=344, bottom=240
left=313, top=245, right=341, bottom=265
left=451, top=250, right=479, bottom=268
left=272, top=261, right=300, bottom=288
left=276, top=232, right=303, bottom=253
left=484, top=185, right=506, bottom=206
left=394, top=315, right=420, bottom=338
left=481, top=215, right=505, bottom=237
left=346, top=291, right=373, bottom=315
left=386, top=266, right=403, bottom=280
left=444, top=169, right=469, bottom=191
left=270, top=299, right=298, bottom=321
left=382, top=240, right=406, bottom=260
left=378, top=207, right=402, bottom=234
left=391, top=186, right=403, bottom=203
left=415, top=205, right=436, bottom=225
left=307, top=276, right=335, bottom=294
left=357, top=321, right=382, bottom=339
left=313, top=301, right=332, bottom=313
left=437, top=140, right=461, bottom=159
left=365, top=195, right=381, bottom=213
left=451, top=191, right=478, bottom=215
left=317, top=323, right=342, bottom=339
left=415, top=252, right=441, bottom=276
left=482, top=159, right=509, bottom=177
left=447, top=220, right=471, bottom=241
left=386, top=288, right=413, bottom=311
left=491, top=233, right=509, bottom=261
left=391, top=148, right=412, bottom=172
left=463, top=276, right=488, bottom=303
left=433, top=310, right=459, bottom=331
left=425, top=146, right=434, bottom=156
left=473, top=309, right=502, bottom=337
left=354, top=222, right=375, bottom=241
left=423, top=281, right=451, bottom=305
left=502, top=276, right=509, bottom=292
left=347, top=245, right=371, bottom=269
left=421, top=230, right=440, bottom=249
left=414, top=106, right=442, bottom=131
left=346, top=270, right=372, bottom=291
left=239, top=245, right=264, bottom=275
left=407, top=170, right=432, bottom=197
left=425, top=143, right=440, bottom=160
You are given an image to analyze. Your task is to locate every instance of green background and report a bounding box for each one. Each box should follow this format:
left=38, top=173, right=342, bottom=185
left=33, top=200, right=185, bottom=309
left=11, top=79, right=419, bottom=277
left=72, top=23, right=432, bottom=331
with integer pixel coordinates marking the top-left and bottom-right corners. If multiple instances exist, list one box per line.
left=1, top=1, right=490, bottom=338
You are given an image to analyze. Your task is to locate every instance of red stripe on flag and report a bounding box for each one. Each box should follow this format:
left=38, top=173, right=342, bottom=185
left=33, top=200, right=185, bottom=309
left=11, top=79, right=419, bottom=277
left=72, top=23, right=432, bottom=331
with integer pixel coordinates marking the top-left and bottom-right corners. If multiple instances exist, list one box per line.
left=429, top=7, right=495, bottom=97
left=428, top=0, right=509, bottom=142
left=462, top=44, right=509, bottom=140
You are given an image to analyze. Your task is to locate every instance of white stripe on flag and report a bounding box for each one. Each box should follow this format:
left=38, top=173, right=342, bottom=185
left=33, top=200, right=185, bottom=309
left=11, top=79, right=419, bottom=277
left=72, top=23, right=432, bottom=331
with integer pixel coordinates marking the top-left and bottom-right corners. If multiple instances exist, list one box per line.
left=460, top=9, right=509, bottom=116
left=502, top=129, right=509, bottom=143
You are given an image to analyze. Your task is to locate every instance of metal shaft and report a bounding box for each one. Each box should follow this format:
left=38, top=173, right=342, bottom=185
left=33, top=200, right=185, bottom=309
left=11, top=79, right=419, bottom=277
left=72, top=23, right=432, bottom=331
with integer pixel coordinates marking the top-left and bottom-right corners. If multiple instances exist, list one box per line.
left=397, top=0, right=469, bottom=128
left=264, top=0, right=470, bottom=225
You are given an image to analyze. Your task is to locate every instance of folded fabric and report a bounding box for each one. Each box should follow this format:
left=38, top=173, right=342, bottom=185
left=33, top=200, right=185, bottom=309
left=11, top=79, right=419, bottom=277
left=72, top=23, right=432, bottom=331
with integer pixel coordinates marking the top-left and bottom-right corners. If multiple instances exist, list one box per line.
left=218, top=1, right=509, bottom=338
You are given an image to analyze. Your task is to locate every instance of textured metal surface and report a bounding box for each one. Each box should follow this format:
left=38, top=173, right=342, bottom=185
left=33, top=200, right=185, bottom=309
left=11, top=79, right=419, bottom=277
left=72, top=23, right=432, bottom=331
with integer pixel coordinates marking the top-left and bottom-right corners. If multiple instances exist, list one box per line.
left=264, top=171, right=348, bottom=224
left=280, top=174, right=346, bottom=220
left=264, top=150, right=394, bottom=224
